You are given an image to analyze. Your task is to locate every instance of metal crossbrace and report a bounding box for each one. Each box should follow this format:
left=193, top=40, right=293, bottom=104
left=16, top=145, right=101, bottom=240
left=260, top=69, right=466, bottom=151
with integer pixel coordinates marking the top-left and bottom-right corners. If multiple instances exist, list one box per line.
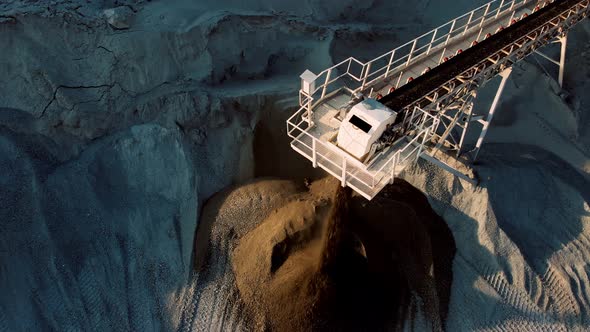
left=439, top=100, right=474, bottom=151
left=394, top=1, right=588, bottom=155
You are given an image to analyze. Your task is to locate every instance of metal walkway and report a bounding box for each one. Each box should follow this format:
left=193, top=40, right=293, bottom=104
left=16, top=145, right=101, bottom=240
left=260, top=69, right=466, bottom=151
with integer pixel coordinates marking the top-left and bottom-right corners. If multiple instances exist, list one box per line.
left=287, top=0, right=589, bottom=200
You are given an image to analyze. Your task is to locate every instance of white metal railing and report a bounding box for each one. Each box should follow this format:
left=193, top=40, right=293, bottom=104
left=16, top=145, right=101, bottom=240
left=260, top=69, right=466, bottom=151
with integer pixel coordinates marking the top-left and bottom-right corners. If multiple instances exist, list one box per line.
left=287, top=106, right=379, bottom=190
left=299, top=0, right=538, bottom=112
left=405, top=0, right=585, bottom=116
left=287, top=105, right=439, bottom=195
left=369, top=107, right=439, bottom=187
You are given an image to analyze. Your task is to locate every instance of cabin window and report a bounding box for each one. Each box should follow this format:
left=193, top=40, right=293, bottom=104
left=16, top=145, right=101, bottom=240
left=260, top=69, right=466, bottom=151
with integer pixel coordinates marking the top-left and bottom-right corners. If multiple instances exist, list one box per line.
left=349, top=115, right=372, bottom=133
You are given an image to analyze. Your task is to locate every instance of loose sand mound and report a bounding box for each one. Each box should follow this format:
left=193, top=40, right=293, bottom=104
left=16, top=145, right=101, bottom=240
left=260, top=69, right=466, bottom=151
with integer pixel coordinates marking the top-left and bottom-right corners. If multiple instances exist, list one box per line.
left=231, top=177, right=456, bottom=331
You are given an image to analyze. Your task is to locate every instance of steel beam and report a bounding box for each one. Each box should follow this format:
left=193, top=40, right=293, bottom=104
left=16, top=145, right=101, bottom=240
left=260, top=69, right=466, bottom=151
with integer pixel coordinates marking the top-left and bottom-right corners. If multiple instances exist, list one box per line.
left=457, top=100, right=475, bottom=157
left=558, top=34, right=567, bottom=87
left=420, top=153, right=478, bottom=184
left=473, top=68, right=512, bottom=161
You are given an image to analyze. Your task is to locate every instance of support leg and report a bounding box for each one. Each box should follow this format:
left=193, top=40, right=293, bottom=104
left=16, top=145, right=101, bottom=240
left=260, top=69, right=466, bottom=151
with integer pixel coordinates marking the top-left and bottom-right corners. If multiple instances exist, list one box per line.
left=341, top=158, right=347, bottom=187
left=533, top=33, right=568, bottom=88
left=419, top=153, right=478, bottom=185
left=473, top=68, right=512, bottom=161
left=558, top=34, right=567, bottom=88
left=457, top=100, right=475, bottom=157
left=432, top=106, right=465, bottom=157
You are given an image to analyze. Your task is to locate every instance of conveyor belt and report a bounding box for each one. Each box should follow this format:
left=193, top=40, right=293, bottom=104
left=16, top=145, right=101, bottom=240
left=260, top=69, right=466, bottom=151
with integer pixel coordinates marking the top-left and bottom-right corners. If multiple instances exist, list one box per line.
left=379, top=0, right=582, bottom=112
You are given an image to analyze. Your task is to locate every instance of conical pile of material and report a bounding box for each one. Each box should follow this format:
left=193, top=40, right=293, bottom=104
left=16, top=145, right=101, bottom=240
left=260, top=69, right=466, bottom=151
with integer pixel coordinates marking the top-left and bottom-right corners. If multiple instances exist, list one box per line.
left=231, top=177, right=456, bottom=331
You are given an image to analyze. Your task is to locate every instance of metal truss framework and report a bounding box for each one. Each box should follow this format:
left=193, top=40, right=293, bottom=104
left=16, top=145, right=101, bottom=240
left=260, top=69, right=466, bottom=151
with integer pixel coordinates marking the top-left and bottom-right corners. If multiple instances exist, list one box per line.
left=287, top=0, right=589, bottom=199
left=398, top=0, right=589, bottom=183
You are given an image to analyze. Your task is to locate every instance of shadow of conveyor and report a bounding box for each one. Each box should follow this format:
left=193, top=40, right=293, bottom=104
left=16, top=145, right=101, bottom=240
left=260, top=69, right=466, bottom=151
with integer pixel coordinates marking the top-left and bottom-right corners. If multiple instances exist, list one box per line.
left=312, top=179, right=456, bottom=331
left=480, top=144, right=590, bottom=274
left=476, top=144, right=590, bottom=328
left=403, top=142, right=590, bottom=329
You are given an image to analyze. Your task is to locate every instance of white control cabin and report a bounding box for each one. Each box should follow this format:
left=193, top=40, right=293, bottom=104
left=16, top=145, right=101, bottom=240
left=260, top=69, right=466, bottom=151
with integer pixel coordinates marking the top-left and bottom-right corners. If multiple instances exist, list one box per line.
left=337, top=99, right=397, bottom=161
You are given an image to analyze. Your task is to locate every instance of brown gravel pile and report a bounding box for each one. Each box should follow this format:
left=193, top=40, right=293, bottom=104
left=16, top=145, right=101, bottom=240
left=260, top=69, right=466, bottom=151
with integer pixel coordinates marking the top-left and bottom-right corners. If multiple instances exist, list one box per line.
left=231, top=177, right=456, bottom=331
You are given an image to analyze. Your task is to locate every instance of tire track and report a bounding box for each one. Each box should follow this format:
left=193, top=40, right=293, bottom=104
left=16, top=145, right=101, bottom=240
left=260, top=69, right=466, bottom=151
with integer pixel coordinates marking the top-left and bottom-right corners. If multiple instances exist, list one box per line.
left=0, top=304, right=8, bottom=332
left=460, top=252, right=547, bottom=323
left=200, top=247, right=230, bottom=331
left=216, top=284, right=244, bottom=332
left=78, top=263, right=104, bottom=330
left=469, top=259, right=576, bottom=331
left=178, top=274, right=199, bottom=332
left=495, top=318, right=567, bottom=332
left=540, top=266, right=580, bottom=319
left=186, top=232, right=239, bottom=332
left=178, top=248, right=226, bottom=331
left=207, top=231, right=246, bottom=332
left=480, top=263, right=544, bottom=319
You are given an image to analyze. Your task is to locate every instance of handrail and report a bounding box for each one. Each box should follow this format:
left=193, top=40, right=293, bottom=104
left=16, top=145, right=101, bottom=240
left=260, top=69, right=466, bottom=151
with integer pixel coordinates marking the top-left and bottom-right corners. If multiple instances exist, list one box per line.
left=369, top=117, right=437, bottom=186
left=375, top=0, right=584, bottom=184
left=288, top=96, right=447, bottom=190
left=391, top=0, right=579, bottom=122
left=288, top=100, right=441, bottom=191
left=288, top=124, right=368, bottom=189
left=370, top=107, right=436, bottom=177
left=301, top=0, right=535, bottom=108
